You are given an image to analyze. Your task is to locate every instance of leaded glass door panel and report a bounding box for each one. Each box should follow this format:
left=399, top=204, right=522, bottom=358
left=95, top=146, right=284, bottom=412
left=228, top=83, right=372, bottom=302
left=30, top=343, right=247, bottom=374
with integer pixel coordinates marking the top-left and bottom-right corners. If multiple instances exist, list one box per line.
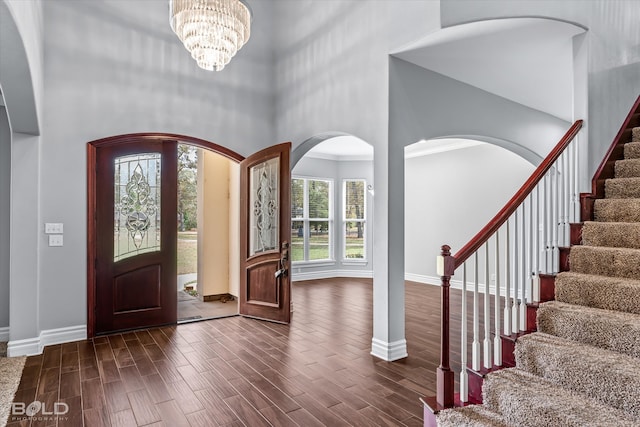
left=240, top=142, right=291, bottom=323
left=95, top=139, right=177, bottom=334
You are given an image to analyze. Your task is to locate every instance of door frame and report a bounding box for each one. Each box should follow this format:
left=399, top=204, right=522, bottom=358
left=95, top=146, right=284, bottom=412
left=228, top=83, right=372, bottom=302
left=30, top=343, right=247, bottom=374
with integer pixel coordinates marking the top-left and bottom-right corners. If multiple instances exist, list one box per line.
left=87, top=133, right=244, bottom=338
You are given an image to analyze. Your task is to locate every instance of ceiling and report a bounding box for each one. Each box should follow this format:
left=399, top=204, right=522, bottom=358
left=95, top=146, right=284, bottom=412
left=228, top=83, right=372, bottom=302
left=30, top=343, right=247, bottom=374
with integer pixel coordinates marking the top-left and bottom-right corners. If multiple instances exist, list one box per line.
left=304, top=135, right=374, bottom=161
left=393, top=18, right=585, bottom=122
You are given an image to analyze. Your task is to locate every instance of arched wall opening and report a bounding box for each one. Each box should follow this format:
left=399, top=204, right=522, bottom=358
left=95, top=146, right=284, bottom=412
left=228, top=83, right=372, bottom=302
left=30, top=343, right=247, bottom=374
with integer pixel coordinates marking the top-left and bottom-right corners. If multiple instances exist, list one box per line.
left=404, top=137, right=536, bottom=284
left=86, top=133, right=244, bottom=337
left=1, top=0, right=42, bottom=352
left=0, top=99, right=10, bottom=347
left=375, top=16, right=587, bottom=361
left=290, top=133, right=374, bottom=282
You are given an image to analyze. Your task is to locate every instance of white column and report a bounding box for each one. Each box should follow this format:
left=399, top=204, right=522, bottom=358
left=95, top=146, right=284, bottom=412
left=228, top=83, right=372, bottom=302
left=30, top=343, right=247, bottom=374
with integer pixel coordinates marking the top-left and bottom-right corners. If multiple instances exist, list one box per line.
left=371, top=142, right=407, bottom=361
left=8, top=132, right=41, bottom=356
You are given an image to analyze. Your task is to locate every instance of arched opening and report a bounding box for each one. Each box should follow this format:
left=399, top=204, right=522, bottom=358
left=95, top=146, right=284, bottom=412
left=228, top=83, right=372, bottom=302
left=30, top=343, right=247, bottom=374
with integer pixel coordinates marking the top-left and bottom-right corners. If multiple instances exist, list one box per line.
left=0, top=0, right=42, bottom=355
left=87, top=133, right=245, bottom=336
left=290, top=134, right=374, bottom=281
left=383, top=16, right=587, bottom=361
left=0, top=95, right=10, bottom=355
left=404, top=137, right=536, bottom=284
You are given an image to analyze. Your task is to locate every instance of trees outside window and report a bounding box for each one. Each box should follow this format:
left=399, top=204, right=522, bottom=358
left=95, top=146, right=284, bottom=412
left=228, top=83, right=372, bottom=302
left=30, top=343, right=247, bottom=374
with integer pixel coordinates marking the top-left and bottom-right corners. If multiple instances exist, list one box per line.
left=291, top=177, right=332, bottom=262
left=343, top=179, right=366, bottom=260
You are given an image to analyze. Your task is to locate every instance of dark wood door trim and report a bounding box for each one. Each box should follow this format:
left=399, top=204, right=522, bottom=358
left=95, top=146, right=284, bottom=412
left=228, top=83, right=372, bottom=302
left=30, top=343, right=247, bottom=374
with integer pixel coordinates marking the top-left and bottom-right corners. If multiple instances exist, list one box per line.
left=87, top=133, right=244, bottom=338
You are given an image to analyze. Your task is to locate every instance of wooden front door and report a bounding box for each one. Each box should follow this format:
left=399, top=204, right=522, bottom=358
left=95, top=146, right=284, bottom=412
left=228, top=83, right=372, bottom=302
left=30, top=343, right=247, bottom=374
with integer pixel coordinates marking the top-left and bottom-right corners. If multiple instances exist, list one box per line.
left=240, top=143, right=291, bottom=323
left=94, top=139, right=178, bottom=334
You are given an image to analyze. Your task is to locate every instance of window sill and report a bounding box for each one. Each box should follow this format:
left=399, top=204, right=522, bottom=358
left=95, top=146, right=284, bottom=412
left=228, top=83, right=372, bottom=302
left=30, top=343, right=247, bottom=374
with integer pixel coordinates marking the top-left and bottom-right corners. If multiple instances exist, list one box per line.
left=292, top=260, right=336, bottom=268
left=342, top=260, right=368, bottom=266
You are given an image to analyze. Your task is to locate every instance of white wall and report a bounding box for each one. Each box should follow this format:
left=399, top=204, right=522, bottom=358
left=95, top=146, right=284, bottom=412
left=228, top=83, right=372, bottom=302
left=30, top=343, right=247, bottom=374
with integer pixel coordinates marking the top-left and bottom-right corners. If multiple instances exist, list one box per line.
left=405, top=143, right=535, bottom=282
left=0, top=107, right=10, bottom=330
left=440, top=0, right=640, bottom=181
left=291, top=155, right=374, bottom=280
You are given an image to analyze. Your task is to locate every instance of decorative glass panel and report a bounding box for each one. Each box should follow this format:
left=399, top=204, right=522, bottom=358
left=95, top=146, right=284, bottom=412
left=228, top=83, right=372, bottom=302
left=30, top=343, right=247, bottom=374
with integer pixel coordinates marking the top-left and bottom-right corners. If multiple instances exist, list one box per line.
left=345, top=222, right=365, bottom=259
left=309, top=220, right=330, bottom=260
left=291, top=220, right=304, bottom=262
left=114, top=153, right=161, bottom=262
left=249, top=157, right=279, bottom=256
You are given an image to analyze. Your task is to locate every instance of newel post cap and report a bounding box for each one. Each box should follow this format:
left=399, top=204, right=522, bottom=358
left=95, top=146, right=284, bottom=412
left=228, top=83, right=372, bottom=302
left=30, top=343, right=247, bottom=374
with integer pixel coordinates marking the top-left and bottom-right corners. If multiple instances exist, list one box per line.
left=436, top=245, right=455, bottom=277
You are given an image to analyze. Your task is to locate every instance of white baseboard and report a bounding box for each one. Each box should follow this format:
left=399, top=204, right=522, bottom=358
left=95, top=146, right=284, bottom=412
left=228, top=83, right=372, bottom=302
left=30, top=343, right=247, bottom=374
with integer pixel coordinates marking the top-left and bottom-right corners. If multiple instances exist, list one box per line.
left=371, top=338, right=408, bottom=361
left=0, top=326, right=9, bottom=341
left=8, top=325, right=87, bottom=357
left=292, top=269, right=373, bottom=282
left=405, top=273, right=510, bottom=295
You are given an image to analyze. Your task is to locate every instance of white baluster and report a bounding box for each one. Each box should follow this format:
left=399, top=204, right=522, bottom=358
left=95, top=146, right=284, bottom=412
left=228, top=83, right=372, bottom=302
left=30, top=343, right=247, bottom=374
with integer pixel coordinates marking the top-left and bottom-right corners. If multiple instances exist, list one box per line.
left=472, top=253, right=481, bottom=371
left=558, top=154, right=566, bottom=248
left=493, top=230, right=502, bottom=366
left=551, top=168, right=559, bottom=274
left=545, top=173, right=552, bottom=274
left=483, top=242, right=492, bottom=369
left=533, top=185, right=541, bottom=302
left=504, top=221, right=512, bottom=336
left=512, top=209, right=520, bottom=334
left=461, top=262, right=468, bottom=402
left=563, top=151, right=570, bottom=245
left=519, top=204, right=526, bottom=331
left=575, top=137, right=581, bottom=221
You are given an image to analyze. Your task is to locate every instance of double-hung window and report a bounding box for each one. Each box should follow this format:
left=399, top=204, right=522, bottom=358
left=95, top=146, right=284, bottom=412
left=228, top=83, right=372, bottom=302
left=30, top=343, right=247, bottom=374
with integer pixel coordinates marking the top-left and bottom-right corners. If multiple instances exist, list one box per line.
left=343, top=179, right=366, bottom=260
left=291, top=177, right=333, bottom=262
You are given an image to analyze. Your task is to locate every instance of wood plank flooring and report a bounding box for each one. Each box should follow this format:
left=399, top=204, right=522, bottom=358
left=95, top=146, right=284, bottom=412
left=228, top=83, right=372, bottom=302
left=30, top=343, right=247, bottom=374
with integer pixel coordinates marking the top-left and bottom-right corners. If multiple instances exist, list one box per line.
left=7, top=278, right=455, bottom=427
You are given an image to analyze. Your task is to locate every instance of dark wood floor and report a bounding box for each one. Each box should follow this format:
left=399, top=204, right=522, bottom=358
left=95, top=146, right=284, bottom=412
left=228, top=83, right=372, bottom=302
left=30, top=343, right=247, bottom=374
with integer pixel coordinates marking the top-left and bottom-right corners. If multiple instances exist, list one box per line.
left=8, top=278, right=450, bottom=427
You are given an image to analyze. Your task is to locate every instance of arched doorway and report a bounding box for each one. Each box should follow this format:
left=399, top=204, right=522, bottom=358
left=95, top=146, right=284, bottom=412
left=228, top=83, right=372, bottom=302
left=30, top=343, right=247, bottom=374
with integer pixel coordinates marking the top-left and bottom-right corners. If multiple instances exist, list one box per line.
left=290, top=133, right=374, bottom=281
left=87, top=134, right=292, bottom=336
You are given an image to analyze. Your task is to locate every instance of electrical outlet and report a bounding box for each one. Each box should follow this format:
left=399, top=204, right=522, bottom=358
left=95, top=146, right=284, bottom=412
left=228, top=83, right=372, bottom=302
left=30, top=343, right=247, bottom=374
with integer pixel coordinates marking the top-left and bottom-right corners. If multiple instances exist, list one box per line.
left=49, top=235, right=63, bottom=247
left=45, top=223, right=64, bottom=234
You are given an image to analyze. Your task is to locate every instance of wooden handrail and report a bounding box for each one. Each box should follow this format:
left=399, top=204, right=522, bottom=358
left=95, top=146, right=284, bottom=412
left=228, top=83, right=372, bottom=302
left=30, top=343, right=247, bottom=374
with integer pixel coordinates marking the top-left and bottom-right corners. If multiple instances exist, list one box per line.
left=452, top=120, right=583, bottom=269
left=590, top=95, right=640, bottom=197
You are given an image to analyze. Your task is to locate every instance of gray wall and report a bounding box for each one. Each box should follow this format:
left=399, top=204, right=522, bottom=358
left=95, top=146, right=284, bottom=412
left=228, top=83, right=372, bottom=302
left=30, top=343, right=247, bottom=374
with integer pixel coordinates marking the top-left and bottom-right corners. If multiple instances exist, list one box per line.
left=440, top=0, right=640, bottom=181
left=405, top=143, right=534, bottom=281
left=0, top=107, right=9, bottom=329
left=37, top=0, right=277, bottom=331
left=291, top=156, right=374, bottom=279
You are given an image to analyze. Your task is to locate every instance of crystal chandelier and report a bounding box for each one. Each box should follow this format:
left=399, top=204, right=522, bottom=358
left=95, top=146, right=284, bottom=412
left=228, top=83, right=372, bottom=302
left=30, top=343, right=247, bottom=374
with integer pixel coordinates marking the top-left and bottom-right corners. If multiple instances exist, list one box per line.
left=169, top=0, right=252, bottom=71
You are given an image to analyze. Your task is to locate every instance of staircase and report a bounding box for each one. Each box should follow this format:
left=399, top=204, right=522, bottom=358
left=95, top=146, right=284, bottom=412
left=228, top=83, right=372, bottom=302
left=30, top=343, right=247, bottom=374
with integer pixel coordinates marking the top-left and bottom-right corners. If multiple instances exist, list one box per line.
left=436, top=125, right=640, bottom=425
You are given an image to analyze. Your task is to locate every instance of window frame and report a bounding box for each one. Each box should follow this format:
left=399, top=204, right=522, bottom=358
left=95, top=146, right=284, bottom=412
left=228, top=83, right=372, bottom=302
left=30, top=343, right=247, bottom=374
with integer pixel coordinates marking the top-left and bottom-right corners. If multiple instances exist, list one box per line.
left=291, top=176, right=334, bottom=264
left=342, top=178, right=367, bottom=263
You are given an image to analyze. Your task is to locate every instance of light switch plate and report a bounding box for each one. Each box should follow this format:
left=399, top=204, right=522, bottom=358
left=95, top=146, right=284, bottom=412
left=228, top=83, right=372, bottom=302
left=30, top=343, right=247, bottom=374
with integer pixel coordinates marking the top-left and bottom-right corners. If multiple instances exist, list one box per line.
left=45, top=223, right=64, bottom=234
left=49, top=235, right=63, bottom=247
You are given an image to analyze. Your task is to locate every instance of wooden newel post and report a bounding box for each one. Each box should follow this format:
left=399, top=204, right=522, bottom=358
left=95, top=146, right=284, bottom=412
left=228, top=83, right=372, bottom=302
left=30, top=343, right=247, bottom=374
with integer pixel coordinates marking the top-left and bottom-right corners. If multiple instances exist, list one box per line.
left=436, top=245, right=455, bottom=408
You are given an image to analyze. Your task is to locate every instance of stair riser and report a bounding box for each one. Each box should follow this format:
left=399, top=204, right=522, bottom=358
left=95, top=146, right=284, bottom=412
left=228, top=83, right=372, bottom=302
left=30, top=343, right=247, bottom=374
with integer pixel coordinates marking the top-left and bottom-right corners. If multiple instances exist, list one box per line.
left=537, top=303, right=640, bottom=358
left=605, top=178, right=640, bottom=199
left=615, top=159, right=640, bottom=178
left=582, top=222, right=640, bottom=249
left=625, top=142, right=640, bottom=159
left=555, top=273, right=640, bottom=315
left=516, top=333, right=640, bottom=419
left=569, top=247, right=640, bottom=281
left=594, top=199, right=640, bottom=222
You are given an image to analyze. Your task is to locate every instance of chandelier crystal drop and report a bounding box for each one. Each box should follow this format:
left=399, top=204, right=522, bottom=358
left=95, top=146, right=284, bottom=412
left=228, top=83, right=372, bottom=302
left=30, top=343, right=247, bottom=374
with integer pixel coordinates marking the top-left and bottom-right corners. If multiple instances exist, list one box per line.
left=169, top=0, right=251, bottom=72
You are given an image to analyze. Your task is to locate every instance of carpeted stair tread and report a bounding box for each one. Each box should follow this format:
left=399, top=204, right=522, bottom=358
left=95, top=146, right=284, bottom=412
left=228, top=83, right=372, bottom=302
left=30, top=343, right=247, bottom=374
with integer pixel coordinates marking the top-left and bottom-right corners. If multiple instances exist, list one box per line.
left=633, top=127, right=640, bottom=142
left=582, top=221, right=640, bottom=248
left=615, top=158, right=640, bottom=178
left=625, top=141, right=640, bottom=159
left=605, top=177, right=640, bottom=199
left=482, top=368, right=638, bottom=427
left=537, top=301, right=640, bottom=358
left=515, top=332, right=640, bottom=419
left=594, top=198, right=640, bottom=222
left=569, top=245, right=640, bottom=280
left=555, top=272, right=640, bottom=315
left=437, top=404, right=509, bottom=427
